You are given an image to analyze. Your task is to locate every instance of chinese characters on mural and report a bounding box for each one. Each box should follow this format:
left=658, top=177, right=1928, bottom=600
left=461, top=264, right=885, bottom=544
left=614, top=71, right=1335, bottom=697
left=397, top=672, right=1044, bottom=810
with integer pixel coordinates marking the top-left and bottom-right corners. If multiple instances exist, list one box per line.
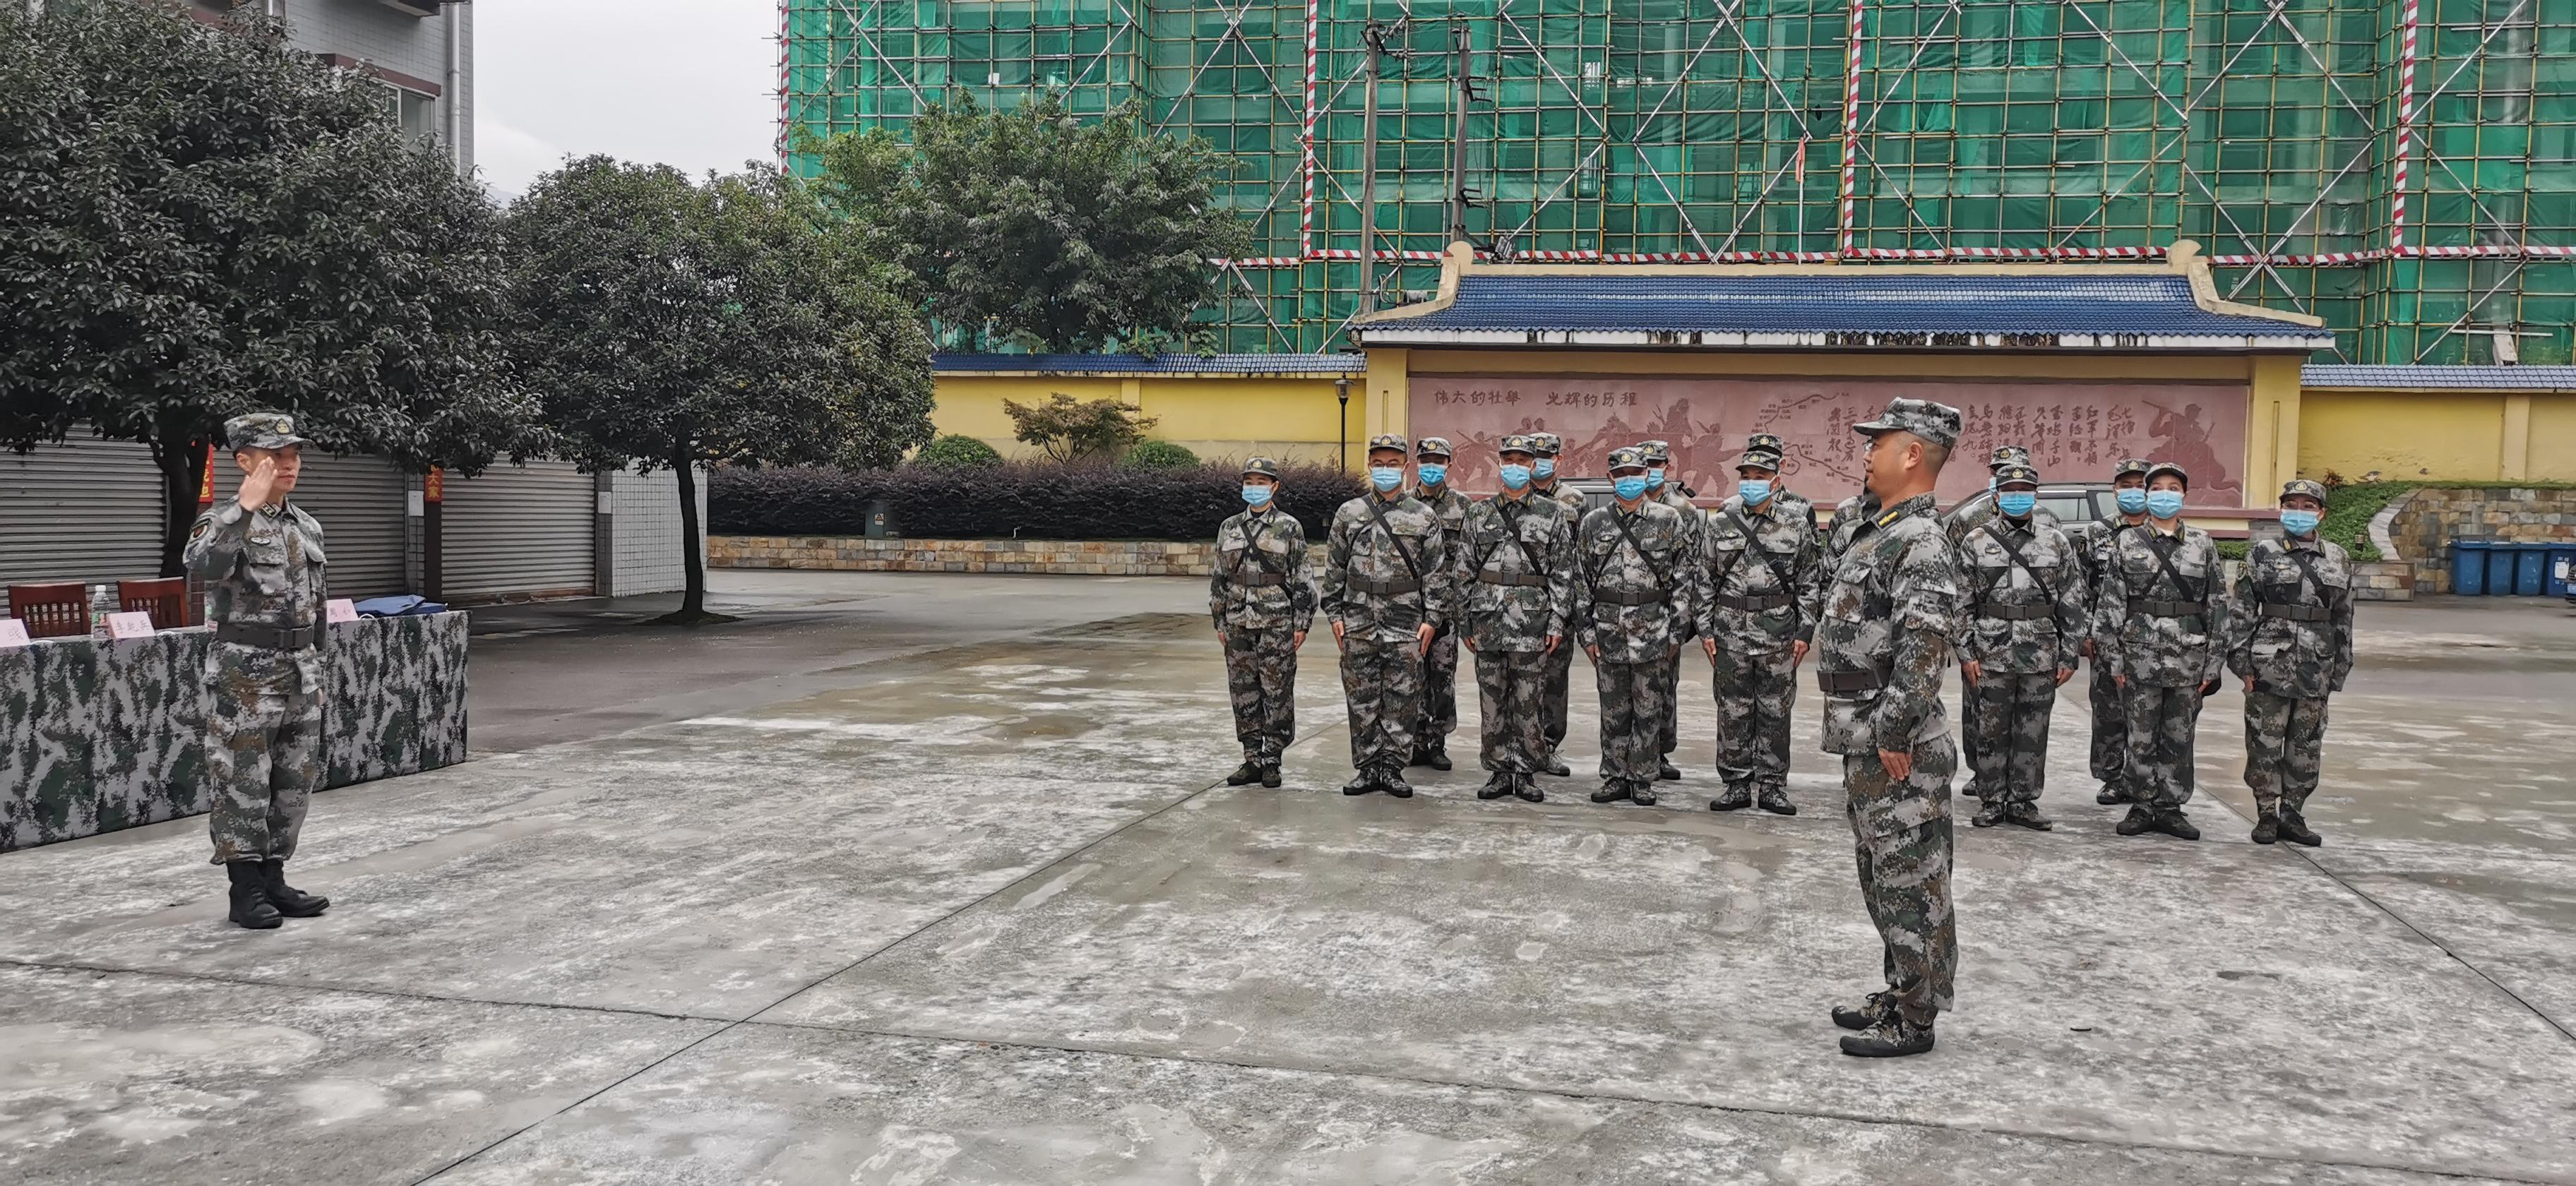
left=1413, top=376, right=2248, bottom=506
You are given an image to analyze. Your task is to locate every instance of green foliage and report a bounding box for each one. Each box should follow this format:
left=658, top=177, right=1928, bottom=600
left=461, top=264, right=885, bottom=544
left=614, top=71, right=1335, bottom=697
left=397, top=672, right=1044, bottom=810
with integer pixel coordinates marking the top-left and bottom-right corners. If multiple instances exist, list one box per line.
left=2322, top=482, right=2414, bottom=562
left=811, top=92, right=1251, bottom=352
left=912, top=433, right=1003, bottom=468
left=1121, top=439, right=1200, bottom=470
left=502, top=157, right=934, bottom=616
left=0, top=1, right=536, bottom=575
left=1003, top=393, right=1158, bottom=463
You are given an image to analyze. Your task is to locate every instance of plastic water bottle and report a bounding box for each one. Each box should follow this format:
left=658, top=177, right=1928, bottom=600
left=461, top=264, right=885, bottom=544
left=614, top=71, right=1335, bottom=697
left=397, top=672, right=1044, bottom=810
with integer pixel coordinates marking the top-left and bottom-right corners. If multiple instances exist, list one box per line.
left=88, top=583, right=116, bottom=640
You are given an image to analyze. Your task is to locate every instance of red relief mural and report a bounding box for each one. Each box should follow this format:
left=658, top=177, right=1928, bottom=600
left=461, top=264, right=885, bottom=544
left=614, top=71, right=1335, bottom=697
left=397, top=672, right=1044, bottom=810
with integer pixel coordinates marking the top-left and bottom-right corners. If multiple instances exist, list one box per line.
left=1409, top=375, right=2249, bottom=506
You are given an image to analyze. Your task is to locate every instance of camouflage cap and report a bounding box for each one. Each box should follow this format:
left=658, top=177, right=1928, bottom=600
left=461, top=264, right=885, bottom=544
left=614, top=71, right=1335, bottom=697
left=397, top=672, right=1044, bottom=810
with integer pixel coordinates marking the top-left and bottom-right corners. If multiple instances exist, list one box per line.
left=1988, top=444, right=2032, bottom=469
left=1415, top=436, right=1454, bottom=459
left=1638, top=439, right=1673, bottom=464
left=1852, top=397, right=1963, bottom=448
left=2111, top=457, right=2154, bottom=479
left=1736, top=448, right=1784, bottom=471
left=224, top=412, right=312, bottom=453
left=1606, top=445, right=1650, bottom=472
left=1366, top=433, right=1409, bottom=453
left=1994, top=463, right=2041, bottom=489
left=2146, top=460, right=2192, bottom=489
left=1528, top=432, right=1563, bottom=456
left=1498, top=433, right=1541, bottom=456
left=1241, top=456, right=1282, bottom=479
left=2280, top=478, right=2329, bottom=504
left=1746, top=432, right=1785, bottom=453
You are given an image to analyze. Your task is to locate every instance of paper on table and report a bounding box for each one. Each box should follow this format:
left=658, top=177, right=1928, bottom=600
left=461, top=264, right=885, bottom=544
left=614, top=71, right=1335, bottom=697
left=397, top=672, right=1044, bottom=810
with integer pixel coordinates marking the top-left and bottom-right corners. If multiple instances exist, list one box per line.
left=0, top=618, right=28, bottom=648
left=326, top=598, right=359, bottom=623
left=106, top=611, right=156, bottom=640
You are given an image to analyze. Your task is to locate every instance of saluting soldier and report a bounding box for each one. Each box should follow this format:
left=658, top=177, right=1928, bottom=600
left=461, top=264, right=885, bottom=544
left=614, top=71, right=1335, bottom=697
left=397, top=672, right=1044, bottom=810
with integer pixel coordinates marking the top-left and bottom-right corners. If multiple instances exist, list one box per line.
left=183, top=412, right=335, bottom=930
left=1957, top=463, right=2087, bottom=831
left=2226, top=479, right=2354, bottom=846
left=2070, top=458, right=2154, bottom=804
left=1572, top=447, right=1693, bottom=807
left=1407, top=436, right=1473, bottom=773
left=1458, top=435, right=1579, bottom=802
left=2094, top=461, right=2226, bottom=841
left=1817, top=397, right=1966, bottom=1059
left=1524, top=432, right=1578, bottom=777
left=1322, top=433, right=1455, bottom=798
left=1698, top=438, right=1823, bottom=815
left=1211, top=457, right=1317, bottom=790
left=1639, top=439, right=1699, bottom=784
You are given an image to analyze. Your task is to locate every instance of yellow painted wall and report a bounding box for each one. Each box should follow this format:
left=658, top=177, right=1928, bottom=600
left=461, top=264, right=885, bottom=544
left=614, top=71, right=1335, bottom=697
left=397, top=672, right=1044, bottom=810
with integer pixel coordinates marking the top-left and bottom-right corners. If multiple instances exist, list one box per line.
left=2291, top=388, right=2571, bottom=483
left=932, top=372, right=1357, bottom=467
left=2528, top=396, right=2576, bottom=481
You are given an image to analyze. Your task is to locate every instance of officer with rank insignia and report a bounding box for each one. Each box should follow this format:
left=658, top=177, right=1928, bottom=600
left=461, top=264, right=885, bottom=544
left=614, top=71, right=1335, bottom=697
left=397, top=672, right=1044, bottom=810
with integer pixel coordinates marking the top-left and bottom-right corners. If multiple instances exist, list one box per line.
left=1211, top=457, right=1317, bottom=790
left=2226, top=479, right=2354, bottom=846
left=1407, top=436, right=1473, bottom=774
left=1573, top=447, right=1693, bottom=806
left=1323, top=433, right=1455, bottom=798
left=1815, top=397, right=1965, bottom=1058
left=2094, top=461, right=2226, bottom=841
left=2070, top=457, right=2155, bottom=804
left=182, top=412, right=335, bottom=930
left=1458, top=435, right=1579, bottom=802
left=1639, top=439, right=1699, bottom=784
left=1957, top=463, right=2087, bottom=831
left=1524, top=432, right=1578, bottom=777
left=1698, top=438, right=1823, bottom=815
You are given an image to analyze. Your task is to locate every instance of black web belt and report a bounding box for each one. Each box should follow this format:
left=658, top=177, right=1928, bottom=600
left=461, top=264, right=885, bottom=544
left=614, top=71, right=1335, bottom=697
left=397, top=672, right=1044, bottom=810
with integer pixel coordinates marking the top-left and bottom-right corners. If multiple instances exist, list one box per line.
left=1818, top=661, right=1896, bottom=694
left=1975, top=601, right=2053, bottom=621
left=2260, top=603, right=2330, bottom=622
left=1234, top=572, right=1287, bottom=587
left=1352, top=577, right=1422, bottom=597
left=2129, top=598, right=2209, bottom=618
left=1477, top=572, right=1548, bottom=587
left=1714, top=592, right=1796, bottom=612
left=1592, top=588, right=1668, bottom=606
left=215, top=621, right=320, bottom=649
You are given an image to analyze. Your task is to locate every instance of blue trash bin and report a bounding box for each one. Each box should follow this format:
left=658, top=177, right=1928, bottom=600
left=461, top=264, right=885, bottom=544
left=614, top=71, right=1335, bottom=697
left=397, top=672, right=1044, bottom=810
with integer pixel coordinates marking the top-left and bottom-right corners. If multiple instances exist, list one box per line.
left=2486, top=544, right=2518, bottom=596
left=2452, top=540, right=2490, bottom=595
left=2513, top=543, right=2548, bottom=597
left=2548, top=545, right=2576, bottom=599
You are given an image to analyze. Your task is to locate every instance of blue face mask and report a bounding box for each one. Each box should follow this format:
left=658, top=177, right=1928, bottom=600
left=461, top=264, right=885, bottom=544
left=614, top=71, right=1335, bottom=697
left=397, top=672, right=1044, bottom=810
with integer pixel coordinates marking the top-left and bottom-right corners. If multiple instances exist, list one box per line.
left=1739, top=479, right=1772, bottom=505
left=1498, top=463, right=1532, bottom=491
left=1534, top=459, right=1556, bottom=479
left=2146, top=489, right=2186, bottom=519
left=1416, top=463, right=1447, bottom=487
left=1997, top=491, right=2037, bottom=517
left=1369, top=467, right=1402, bottom=493
left=2116, top=487, right=2148, bottom=515
left=1242, top=484, right=1273, bottom=507
left=1647, top=467, right=1666, bottom=491
left=1614, top=475, right=1650, bottom=502
left=2280, top=509, right=2321, bottom=537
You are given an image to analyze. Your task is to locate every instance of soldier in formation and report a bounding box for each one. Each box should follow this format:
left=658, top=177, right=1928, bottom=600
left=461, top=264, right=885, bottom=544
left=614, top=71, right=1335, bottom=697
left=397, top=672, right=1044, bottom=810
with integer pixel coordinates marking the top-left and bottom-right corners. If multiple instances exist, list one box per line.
left=2094, top=461, right=2225, bottom=841
left=1743, top=433, right=1818, bottom=533
left=1210, top=457, right=1316, bottom=790
left=1322, top=434, right=1455, bottom=798
left=2227, top=479, right=2352, bottom=846
left=1407, top=437, right=1472, bottom=772
left=2070, top=459, right=2154, bottom=804
left=1573, top=447, right=1693, bottom=806
left=1815, top=398, right=1965, bottom=1058
left=1946, top=444, right=2058, bottom=800
left=1525, top=432, right=1578, bottom=777
left=1957, top=463, right=2087, bottom=831
left=1640, top=439, right=1699, bottom=783
left=184, top=412, right=335, bottom=930
left=1699, top=436, right=1822, bottom=815
left=1457, top=435, right=1579, bottom=802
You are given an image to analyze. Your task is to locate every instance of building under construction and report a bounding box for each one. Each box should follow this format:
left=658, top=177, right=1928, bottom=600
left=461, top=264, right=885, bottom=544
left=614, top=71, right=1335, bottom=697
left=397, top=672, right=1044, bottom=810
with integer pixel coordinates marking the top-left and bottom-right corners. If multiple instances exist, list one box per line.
left=778, top=0, right=2572, bottom=363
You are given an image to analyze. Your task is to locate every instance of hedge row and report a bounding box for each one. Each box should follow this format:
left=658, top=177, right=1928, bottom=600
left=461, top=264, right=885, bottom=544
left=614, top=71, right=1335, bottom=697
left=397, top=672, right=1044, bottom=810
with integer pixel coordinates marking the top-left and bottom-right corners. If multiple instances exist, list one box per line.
left=710, top=462, right=1365, bottom=541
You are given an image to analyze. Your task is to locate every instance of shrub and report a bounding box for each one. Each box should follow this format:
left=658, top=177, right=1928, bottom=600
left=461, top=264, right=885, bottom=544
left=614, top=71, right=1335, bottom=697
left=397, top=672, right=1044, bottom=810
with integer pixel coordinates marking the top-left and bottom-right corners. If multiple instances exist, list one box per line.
left=1003, top=393, right=1157, bottom=462
left=1122, top=439, right=1200, bottom=470
left=912, top=433, right=1003, bottom=469
left=712, top=460, right=1361, bottom=541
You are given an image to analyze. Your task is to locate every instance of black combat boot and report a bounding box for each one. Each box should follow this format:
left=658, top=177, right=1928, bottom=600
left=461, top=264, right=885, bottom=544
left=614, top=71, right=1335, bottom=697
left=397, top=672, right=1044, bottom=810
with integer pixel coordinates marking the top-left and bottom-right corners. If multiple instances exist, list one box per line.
left=1226, top=761, right=1264, bottom=786
left=1477, top=773, right=1511, bottom=801
left=2114, top=804, right=2157, bottom=836
left=2096, top=783, right=2130, bottom=805
left=1383, top=767, right=1415, bottom=798
left=2277, top=810, right=2321, bottom=847
left=1657, top=759, right=1682, bottom=781
left=1839, top=1013, right=1936, bottom=1058
left=2003, top=803, right=2052, bottom=832
left=1590, top=781, right=1632, bottom=804
left=1342, top=770, right=1376, bottom=796
left=1971, top=800, right=2010, bottom=828
left=1513, top=776, right=1545, bottom=803
left=261, top=859, right=328, bottom=917
left=2252, top=815, right=2280, bottom=845
left=1423, top=739, right=1453, bottom=772
left=1542, top=753, right=1572, bottom=777
left=1259, top=764, right=1282, bottom=789
left=226, top=862, right=282, bottom=930
left=1709, top=786, right=1751, bottom=812
left=1832, top=992, right=1895, bottom=1031
left=1630, top=785, right=1659, bottom=807
left=2152, top=809, right=2202, bottom=841
left=1756, top=788, right=1798, bottom=816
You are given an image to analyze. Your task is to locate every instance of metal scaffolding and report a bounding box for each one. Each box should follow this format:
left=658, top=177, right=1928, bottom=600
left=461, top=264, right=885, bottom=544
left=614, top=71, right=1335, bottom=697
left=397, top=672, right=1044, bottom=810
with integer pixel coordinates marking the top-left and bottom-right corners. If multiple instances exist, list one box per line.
left=782, top=0, right=2576, bottom=362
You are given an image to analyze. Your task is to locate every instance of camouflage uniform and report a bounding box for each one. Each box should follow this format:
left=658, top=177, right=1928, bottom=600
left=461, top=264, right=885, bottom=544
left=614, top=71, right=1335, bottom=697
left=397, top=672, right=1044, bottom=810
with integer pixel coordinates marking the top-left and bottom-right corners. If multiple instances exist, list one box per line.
left=2226, top=481, right=2354, bottom=832
left=1957, top=466, right=2088, bottom=822
left=2094, top=484, right=2227, bottom=822
left=1323, top=435, right=1457, bottom=781
left=1815, top=401, right=1964, bottom=1036
left=2067, top=466, right=2152, bottom=797
left=1573, top=450, right=1693, bottom=803
left=1211, top=464, right=1318, bottom=773
left=1460, top=443, right=1579, bottom=789
left=1525, top=433, right=1578, bottom=765
left=183, top=414, right=329, bottom=873
left=1741, top=433, right=1820, bottom=536
left=1698, top=453, right=1823, bottom=810
left=1823, top=491, right=1881, bottom=564
left=1641, top=440, right=1703, bottom=772
left=1944, top=446, right=2057, bottom=798
left=1408, top=438, right=1474, bottom=763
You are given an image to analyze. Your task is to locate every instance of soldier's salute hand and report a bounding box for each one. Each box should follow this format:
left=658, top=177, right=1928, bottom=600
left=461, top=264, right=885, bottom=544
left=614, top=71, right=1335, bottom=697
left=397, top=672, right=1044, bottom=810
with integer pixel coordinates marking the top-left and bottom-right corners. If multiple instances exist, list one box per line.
left=236, top=455, right=279, bottom=510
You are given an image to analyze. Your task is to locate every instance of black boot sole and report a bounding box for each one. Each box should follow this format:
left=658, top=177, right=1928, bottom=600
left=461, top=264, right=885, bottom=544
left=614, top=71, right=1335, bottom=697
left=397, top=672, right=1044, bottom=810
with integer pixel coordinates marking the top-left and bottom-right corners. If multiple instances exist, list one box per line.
left=2003, top=817, right=2053, bottom=832
left=1839, top=1034, right=1936, bottom=1058
left=269, top=899, right=329, bottom=918
left=1758, top=801, right=1799, bottom=816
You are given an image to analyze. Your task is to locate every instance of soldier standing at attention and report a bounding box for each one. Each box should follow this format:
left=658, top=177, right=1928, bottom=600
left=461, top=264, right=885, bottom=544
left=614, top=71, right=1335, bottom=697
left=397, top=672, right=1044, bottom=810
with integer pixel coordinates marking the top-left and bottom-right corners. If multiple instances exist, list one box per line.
left=2072, top=459, right=2154, bottom=805
left=1407, top=437, right=1472, bottom=773
left=1573, top=448, right=1693, bottom=807
left=2095, top=462, right=2226, bottom=841
left=1525, top=432, right=1578, bottom=778
left=1946, top=444, right=2056, bottom=801
left=183, top=412, right=334, bottom=930
left=2227, top=479, right=2353, bottom=846
left=1212, top=457, right=1316, bottom=790
left=1958, top=463, right=2087, bottom=831
left=1700, top=438, right=1821, bottom=815
left=1743, top=433, right=1819, bottom=533
left=1817, top=398, right=1965, bottom=1059
left=1459, top=436, right=1578, bottom=802
left=1640, top=439, right=1699, bottom=784
left=1323, top=434, right=1454, bottom=798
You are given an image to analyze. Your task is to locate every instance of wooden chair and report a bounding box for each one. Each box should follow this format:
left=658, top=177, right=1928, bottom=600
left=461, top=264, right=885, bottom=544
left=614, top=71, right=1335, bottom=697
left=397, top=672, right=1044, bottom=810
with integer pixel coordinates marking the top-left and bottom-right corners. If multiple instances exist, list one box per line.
left=5, top=582, right=90, bottom=638
left=119, top=577, right=193, bottom=628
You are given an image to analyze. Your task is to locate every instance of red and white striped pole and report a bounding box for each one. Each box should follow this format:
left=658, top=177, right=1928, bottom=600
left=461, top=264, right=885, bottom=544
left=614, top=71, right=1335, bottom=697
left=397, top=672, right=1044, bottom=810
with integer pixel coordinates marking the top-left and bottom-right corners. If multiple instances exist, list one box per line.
left=775, top=1, right=794, bottom=172
left=1298, top=0, right=1321, bottom=260
left=2390, top=0, right=2420, bottom=256
left=1835, top=0, right=1866, bottom=256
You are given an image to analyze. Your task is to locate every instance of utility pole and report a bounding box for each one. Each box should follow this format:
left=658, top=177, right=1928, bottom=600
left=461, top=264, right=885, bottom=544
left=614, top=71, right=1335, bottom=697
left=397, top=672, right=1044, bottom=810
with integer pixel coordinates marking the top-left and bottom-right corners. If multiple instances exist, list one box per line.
left=1357, top=21, right=1388, bottom=316
left=1445, top=20, right=1476, bottom=248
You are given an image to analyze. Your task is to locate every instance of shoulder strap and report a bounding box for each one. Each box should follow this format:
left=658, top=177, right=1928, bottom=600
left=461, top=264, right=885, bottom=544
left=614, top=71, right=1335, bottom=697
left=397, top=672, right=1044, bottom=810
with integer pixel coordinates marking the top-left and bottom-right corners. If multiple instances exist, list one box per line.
left=1359, top=494, right=1426, bottom=585
left=1979, top=522, right=2059, bottom=621
left=2145, top=532, right=2204, bottom=602
left=1720, top=506, right=1797, bottom=594
left=1231, top=514, right=1284, bottom=577
left=1479, top=498, right=1549, bottom=582
left=1609, top=508, right=1676, bottom=592
left=2282, top=546, right=2332, bottom=605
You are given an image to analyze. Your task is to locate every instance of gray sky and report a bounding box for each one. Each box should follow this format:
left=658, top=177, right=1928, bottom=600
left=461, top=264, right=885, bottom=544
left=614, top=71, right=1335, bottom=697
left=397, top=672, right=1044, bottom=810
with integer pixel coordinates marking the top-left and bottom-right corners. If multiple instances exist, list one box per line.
left=476, top=1, right=780, bottom=198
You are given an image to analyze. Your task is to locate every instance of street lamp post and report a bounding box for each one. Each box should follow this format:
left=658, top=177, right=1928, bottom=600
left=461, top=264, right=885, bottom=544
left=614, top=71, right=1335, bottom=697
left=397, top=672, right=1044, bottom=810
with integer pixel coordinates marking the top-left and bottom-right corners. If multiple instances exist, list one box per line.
left=1335, top=378, right=1352, bottom=472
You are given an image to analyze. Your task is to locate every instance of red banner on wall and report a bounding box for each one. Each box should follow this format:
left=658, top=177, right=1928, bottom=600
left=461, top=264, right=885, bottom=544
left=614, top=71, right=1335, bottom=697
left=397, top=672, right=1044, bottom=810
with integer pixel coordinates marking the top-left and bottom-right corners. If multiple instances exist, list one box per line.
left=1410, top=374, right=2249, bottom=506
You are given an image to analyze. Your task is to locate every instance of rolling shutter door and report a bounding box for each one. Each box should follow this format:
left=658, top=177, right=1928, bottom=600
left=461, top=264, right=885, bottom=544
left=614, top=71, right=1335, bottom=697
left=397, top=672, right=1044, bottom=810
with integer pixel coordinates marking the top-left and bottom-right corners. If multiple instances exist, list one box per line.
left=0, top=438, right=169, bottom=616
left=287, top=455, right=412, bottom=599
left=441, top=461, right=595, bottom=601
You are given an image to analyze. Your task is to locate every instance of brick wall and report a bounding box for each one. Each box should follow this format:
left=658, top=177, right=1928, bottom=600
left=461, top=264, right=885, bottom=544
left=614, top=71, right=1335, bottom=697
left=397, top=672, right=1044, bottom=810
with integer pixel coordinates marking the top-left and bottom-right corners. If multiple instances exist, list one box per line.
left=2390, top=487, right=2576, bottom=593
left=712, top=536, right=1330, bottom=577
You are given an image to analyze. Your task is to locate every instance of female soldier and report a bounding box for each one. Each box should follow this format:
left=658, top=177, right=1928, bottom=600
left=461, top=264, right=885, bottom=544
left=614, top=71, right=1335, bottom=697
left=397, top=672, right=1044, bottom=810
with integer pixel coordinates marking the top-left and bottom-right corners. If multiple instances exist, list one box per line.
left=2094, top=461, right=2226, bottom=840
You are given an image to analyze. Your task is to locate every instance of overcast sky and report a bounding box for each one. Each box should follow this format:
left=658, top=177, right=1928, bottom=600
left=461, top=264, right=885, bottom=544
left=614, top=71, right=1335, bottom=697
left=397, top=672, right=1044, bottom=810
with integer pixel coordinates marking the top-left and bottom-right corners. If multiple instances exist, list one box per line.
left=475, top=1, right=780, bottom=199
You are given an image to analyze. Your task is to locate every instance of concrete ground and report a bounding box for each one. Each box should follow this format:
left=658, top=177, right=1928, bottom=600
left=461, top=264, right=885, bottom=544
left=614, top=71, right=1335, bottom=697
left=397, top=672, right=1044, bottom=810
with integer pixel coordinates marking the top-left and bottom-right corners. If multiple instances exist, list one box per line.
left=4, top=571, right=2572, bottom=1185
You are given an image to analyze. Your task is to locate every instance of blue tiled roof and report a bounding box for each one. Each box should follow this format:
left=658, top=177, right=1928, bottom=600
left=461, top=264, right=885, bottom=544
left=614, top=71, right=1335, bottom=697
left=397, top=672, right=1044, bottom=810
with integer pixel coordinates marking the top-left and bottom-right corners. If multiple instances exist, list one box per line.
left=2302, top=364, right=2576, bottom=391
left=933, top=352, right=1365, bottom=375
left=1354, top=272, right=2332, bottom=346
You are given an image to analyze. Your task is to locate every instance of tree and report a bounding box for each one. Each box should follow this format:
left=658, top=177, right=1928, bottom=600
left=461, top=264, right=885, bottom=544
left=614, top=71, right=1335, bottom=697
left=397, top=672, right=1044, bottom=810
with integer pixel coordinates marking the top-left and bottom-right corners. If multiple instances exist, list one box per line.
left=812, top=92, right=1251, bottom=352
left=504, top=157, right=933, bottom=622
left=0, top=2, right=536, bottom=576
left=1003, top=393, right=1157, bottom=464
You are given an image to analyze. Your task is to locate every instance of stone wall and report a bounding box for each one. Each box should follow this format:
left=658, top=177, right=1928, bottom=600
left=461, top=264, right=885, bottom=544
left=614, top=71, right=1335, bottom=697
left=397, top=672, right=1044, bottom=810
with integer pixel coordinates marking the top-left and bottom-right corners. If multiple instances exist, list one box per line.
left=712, top=536, right=1330, bottom=577
left=2349, top=561, right=2416, bottom=601
left=2388, top=487, right=2576, bottom=594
